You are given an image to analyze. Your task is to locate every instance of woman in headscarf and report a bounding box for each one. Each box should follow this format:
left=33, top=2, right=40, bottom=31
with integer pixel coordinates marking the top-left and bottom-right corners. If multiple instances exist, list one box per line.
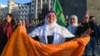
left=67, top=15, right=79, bottom=35
left=0, top=13, right=16, bottom=54
left=29, top=11, right=75, bottom=44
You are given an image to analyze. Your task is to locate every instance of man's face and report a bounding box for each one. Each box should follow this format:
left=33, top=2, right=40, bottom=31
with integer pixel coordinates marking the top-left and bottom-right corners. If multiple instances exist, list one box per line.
left=47, top=13, right=56, bottom=24
left=90, top=17, right=95, bottom=22
left=84, top=17, right=89, bottom=22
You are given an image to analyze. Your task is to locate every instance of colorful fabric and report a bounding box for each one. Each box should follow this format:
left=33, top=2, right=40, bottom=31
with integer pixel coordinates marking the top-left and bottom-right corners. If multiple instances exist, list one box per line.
left=1, top=26, right=90, bottom=56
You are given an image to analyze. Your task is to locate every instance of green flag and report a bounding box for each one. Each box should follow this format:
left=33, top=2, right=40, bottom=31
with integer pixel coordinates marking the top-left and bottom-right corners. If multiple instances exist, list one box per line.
left=53, top=0, right=66, bottom=27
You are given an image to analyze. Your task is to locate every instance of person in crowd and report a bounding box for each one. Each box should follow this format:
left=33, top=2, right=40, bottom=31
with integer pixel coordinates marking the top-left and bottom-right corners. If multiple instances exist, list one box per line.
left=79, top=11, right=98, bottom=56
left=84, top=16, right=98, bottom=56
left=65, top=15, right=69, bottom=27
left=78, top=12, right=91, bottom=56
left=97, top=24, right=100, bottom=45
left=73, top=11, right=91, bottom=56
left=0, top=13, right=16, bottom=54
left=29, top=11, right=75, bottom=44
left=76, top=12, right=90, bottom=36
left=67, top=15, right=79, bottom=35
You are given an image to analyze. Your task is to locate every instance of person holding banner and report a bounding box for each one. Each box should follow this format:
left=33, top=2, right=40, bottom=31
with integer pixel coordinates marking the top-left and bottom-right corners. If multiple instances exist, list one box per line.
left=29, top=11, right=75, bottom=44
left=0, top=13, right=16, bottom=54
left=1, top=11, right=93, bottom=56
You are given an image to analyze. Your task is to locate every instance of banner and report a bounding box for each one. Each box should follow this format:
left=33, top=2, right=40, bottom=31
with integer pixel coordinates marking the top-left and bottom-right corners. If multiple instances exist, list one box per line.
left=1, top=26, right=90, bottom=56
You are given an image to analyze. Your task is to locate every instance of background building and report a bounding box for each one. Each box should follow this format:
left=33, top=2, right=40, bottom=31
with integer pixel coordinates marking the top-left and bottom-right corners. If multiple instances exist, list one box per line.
left=0, top=4, right=8, bottom=20
left=1, top=0, right=100, bottom=24
left=8, top=0, right=18, bottom=13
left=60, top=0, right=87, bottom=21
left=60, top=0, right=100, bottom=24
left=87, top=0, right=100, bottom=23
left=7, top=0, right=54, bottom=22
left=17, top=2, right=31, bottom=20
left=30, top=0, right=54, bottom=20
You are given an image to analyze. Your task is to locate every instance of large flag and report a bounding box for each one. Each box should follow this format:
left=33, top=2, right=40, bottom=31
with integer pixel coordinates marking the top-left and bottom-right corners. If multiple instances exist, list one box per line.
left=53, top=0, right=66, bottom=27
left=1, top=26, right=90, bottom=56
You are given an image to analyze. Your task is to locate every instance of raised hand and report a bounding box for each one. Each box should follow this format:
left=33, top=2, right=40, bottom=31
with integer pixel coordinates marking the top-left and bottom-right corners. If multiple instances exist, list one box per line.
left=81, top=28, right=93, bottom=37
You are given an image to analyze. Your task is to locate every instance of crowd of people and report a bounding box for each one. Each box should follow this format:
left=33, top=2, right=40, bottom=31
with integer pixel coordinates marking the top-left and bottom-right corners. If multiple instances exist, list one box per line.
left=67, top=13, right=99, bottom=56
left=0, top=10, right=100, bottom=56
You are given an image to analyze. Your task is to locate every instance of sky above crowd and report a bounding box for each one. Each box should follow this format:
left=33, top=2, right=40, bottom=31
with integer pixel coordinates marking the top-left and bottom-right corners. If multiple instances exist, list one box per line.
left=0, top=0, right=31, bottom=5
